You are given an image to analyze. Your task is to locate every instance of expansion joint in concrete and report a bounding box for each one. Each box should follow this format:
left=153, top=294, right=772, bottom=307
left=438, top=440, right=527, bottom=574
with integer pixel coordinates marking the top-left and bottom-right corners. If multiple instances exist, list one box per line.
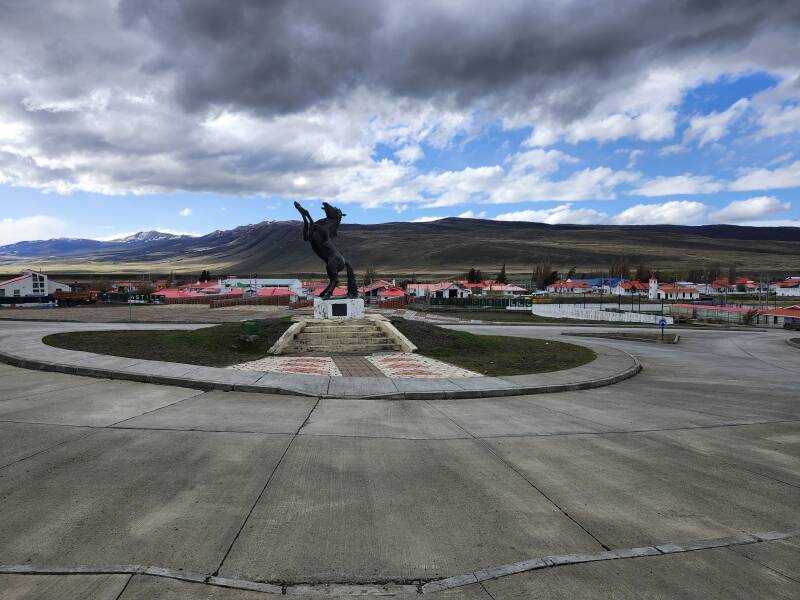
left=421, top=400, right=611, bottom=551
left=212, top=397, right=320, bottom=578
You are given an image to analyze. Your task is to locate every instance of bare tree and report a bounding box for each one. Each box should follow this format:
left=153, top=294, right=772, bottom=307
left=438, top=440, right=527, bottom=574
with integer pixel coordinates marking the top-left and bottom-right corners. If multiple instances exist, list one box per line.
left=531, top=260, right=558, bottom=289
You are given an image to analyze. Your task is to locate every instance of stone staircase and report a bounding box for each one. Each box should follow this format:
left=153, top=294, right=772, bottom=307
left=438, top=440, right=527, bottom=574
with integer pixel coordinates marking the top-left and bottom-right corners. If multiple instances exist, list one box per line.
left=288, top=319, right=403, bottom=355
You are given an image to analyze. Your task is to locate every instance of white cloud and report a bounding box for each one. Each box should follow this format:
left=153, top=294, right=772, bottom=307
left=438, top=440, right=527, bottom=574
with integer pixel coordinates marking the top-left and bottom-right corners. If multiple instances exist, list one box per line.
left=612, top=200, right=708, bottom=225
left=487, top=167, right=639, bottom=205
left=394, top=144, right=424, bottom=164
left=179, top=207, right=192, bottom=217
left=657, top=144, right=687, bottom=156
left=756, top=104, right=800, bottom=139
left=413, top=166, right=502, bottom=208
left=632, top=174, right=723, bottom=197
left=710, top=196, right=790, bottom=222
left=736, top=219, right=800, bottom=227
left=457, top=210, right=487, bottom=219
left=520, top=68, right=687, bottom=147
left=411, top=215, right=445, bottom=223
left=626, top=149, right=644, bottom=169
left=767, top=153, right=794, bottom=167
left=684, top=98, right=749, bottom=146
left=729, top=160, right=800, bottom=192
left=494, top=204, right=609, bottom=225
left=0, top=215, right=67, bottom=245
left=507, top=149, right=577, bottom=175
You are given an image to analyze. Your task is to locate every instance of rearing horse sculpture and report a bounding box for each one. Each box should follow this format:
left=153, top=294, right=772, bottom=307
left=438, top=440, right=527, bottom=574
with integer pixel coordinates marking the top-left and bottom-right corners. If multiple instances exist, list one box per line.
left=294, top=201, right=358, bottom=299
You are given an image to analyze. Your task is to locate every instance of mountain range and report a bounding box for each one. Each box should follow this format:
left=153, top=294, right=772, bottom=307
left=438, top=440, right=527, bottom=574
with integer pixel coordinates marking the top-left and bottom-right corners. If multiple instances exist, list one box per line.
left=1, top=219, right=799, bottom=276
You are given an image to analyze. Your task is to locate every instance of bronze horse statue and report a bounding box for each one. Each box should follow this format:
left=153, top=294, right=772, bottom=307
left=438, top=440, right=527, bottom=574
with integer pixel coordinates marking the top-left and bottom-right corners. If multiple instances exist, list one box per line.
left=294, top=201, right=358, bottom=299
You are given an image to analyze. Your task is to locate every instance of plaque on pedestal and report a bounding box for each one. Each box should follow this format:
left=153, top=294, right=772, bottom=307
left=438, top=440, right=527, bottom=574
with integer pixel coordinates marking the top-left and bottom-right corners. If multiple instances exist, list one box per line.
left=313, top=297, right=365, bottom=320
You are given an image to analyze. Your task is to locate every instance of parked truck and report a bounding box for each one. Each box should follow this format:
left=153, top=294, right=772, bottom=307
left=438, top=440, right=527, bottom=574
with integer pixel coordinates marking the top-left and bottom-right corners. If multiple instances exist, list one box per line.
left=53, top=290, right=98, bottom=306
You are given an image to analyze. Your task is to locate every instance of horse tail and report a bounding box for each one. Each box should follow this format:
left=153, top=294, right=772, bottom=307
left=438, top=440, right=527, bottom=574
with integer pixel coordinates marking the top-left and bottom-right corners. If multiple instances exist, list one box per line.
left=345, top=262, right=358, bottom=298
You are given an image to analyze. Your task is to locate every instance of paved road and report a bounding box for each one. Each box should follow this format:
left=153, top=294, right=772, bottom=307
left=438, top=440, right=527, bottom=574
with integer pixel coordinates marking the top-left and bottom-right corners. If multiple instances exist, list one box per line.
left=0, top=322, right=798, bottom=598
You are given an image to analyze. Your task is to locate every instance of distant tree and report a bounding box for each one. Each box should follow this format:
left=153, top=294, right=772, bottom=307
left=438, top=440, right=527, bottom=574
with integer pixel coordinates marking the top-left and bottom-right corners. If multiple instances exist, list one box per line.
left=609, top=257, right=632, bottom=280
left=467, top=268, right=478, bottom=283
left=687, top=268, right=705, bottom=283
left=198, top=269, right=211, bottom=283
left=475, top=269, right=483, bottom=282
left=634, top=264, right=650, bottom=283
left=363, top=266, right=377, bottom=286
left=531, top=260, right=558, bottom=290
left=728, top=265, right=738, bottom=287
left=566, top=266, right=576, bottom=279
left=707, top=263, right=721, bottom=282
left=497, top=263, right=508, bottom=284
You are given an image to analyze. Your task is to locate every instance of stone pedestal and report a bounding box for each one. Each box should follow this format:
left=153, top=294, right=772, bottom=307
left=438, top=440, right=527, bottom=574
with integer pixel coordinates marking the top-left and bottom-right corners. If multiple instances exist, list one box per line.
left=313, top=297, right=364, bottom=320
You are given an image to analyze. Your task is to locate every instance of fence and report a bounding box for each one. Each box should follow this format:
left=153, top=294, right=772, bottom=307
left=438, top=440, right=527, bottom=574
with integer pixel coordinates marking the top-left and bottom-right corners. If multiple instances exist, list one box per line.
left=210, top=295, right=292, bottom=309
left=531, top=304, right=674, bottom=324
left=669, top=304, right=756, bottom=325
left=208, top=296, right=315, bottom=309
left=156, top=296, right=213, bottom=305
left=0, top=295, right=54, bottom=306
left=99, top=292, right=158, bottom=304
left=290, top=299, right=314, bottom=309
left=429, top=296, right=533, bottom=308
left=376, top=296, right=408, bottom=310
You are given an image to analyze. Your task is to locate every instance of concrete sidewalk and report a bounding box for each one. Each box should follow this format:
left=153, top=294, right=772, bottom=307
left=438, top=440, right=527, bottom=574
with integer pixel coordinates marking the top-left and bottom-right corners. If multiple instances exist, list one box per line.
left=0, top=323, right=798, bottom=598
left=0, top=321, right=640, bottom=399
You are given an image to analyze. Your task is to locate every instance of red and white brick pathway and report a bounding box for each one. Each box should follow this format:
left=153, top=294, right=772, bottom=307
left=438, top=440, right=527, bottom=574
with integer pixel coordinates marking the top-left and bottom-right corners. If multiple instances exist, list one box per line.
left=366, top=353, right=480, bottom=378
left=228, top=353, right=479, bottom=378
left=230, top=356, right=341, bottom=376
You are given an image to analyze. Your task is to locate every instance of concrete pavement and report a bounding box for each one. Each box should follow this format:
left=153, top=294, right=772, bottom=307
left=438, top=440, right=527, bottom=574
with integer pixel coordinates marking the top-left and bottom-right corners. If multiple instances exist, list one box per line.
left=0, top=322, right=799, bottom=597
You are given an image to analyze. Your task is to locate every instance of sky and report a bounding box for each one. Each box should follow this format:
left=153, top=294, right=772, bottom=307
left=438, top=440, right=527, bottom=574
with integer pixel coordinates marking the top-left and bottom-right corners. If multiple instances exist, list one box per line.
left=1, top=0, right=800, bottom=245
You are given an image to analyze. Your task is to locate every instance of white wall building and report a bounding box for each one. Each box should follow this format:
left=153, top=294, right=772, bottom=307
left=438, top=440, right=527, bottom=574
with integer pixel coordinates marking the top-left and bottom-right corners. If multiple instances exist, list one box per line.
left=0, top=270, right=71, bottom=305
left=406, top=282, right=471, bottom=298
left=221, top=278, right=302, bottom=293
left=773, top=278, right=800, bottom=297
left=648, top=277, right=700, bottom=301
left=484, top=283, right=527, bottom=296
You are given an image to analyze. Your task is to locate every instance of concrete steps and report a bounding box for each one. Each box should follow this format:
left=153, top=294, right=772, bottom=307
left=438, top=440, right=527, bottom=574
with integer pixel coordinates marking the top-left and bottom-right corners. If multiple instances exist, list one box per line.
left=288, top=319, right=402, bottom=355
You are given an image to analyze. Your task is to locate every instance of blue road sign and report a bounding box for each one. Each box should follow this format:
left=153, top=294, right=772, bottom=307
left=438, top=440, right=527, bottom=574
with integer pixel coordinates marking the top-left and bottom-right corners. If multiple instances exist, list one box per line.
left=659, top=318, right=667, bottom=328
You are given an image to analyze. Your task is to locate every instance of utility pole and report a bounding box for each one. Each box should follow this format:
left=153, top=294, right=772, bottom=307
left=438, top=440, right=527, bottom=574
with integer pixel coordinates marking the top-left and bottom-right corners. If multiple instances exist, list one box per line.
left=599, top=273, right=604, bottom=309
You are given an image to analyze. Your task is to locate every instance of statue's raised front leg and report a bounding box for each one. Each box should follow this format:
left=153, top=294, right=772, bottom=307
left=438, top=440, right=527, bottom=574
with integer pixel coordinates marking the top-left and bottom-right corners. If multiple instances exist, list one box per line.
left=294, top=201, right=313, bottom=241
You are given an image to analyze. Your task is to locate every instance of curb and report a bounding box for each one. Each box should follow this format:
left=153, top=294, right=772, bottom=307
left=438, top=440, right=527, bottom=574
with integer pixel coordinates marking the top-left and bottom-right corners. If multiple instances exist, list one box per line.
left=0, top=347, right=641, bottom=400
left=563, top=332, right=680, bottom=344
left=786, top=338, right=800, bottom=350
left=1, top=528, right=796, bottom=596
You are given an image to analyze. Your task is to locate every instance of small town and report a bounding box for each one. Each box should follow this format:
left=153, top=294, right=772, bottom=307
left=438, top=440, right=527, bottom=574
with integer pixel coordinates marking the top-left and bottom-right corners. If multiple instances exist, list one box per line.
left=2, top=268, right=799, bottom=330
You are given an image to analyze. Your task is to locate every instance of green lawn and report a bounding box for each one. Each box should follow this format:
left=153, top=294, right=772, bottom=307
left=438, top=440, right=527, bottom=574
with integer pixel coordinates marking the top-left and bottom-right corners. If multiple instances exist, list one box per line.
left=43, top=315, right=596, bottom=376
left=391, top=318, right=595, bottom=376
left=43, top=318, right=291, bottom=367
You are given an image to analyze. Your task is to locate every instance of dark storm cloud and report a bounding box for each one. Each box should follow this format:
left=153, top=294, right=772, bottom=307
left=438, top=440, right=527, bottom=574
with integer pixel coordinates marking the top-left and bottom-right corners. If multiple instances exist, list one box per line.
left=117, top=0, right=800, bottom=119
left=1, top=0, right=799, bottom=199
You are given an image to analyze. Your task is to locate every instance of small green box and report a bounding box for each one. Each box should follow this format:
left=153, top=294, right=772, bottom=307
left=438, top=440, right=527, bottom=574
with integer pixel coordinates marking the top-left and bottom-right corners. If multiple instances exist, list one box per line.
left=240, top=321, right=258, bottom=336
